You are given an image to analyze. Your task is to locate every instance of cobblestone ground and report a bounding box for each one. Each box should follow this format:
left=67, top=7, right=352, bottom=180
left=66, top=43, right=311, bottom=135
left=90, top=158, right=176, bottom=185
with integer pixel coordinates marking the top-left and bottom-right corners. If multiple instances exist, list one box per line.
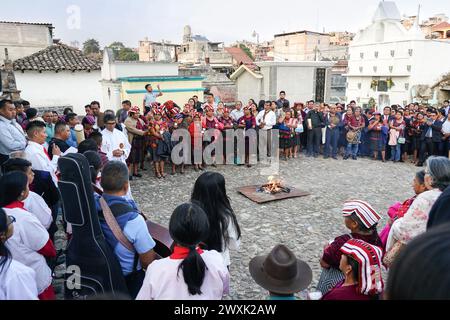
left=130, top=155, right=416, bottom=300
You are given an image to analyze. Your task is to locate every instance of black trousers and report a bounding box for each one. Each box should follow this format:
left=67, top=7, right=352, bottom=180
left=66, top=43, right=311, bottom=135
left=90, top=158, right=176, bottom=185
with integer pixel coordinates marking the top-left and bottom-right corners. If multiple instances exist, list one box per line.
left=307, top=128, right=322, bottom=156
left=419, top=138, right=434, bottom=164
left=0, top=154, right=9, bottom=167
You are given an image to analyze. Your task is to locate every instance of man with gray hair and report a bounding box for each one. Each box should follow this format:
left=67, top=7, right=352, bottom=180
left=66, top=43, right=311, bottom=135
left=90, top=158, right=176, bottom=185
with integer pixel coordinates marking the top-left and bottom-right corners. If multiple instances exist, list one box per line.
left=0, top=99, right=27, bottom=165
left=48, top=122, right=71, bottom=159
left=95, top=161, right=156, bottom=298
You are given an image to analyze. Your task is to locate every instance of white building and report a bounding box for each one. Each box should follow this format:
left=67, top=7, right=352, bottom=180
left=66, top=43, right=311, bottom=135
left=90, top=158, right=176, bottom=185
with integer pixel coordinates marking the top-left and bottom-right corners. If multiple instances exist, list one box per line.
left=231, top=61, right=334, bottom=104
left=346, top=1, right=450, bottom=109
left=12, top=43, right=102, bottom=114
left=0, top=21, right=54, bottom=61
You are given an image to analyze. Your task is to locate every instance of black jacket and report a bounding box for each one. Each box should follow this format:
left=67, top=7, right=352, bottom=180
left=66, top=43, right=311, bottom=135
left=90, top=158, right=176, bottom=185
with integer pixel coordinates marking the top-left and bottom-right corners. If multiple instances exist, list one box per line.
left=306, top=111, right=325, bottom=129
left=419, top=120, right=443, bottom=142
left=48, top=137, right=70, bottom=160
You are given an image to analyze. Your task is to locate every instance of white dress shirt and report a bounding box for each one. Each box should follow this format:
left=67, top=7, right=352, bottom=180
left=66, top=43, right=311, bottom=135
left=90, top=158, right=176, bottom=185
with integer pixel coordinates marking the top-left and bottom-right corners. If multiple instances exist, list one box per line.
left=230, top=109, right=244, bottom=122
left=256, top=110, right=276, bottom=130
left=0, top=259, right=39, bottom=300
left=5, top=207, right=52, bottom=294
left=101, top=128, right=131, bottom=164
left=221, top=219, right=240, bottom=267
left=25, top=141, right=59, bottom=187
left=0, top=115, right=27, bottom=156
left=24, top=191, right=53, bottom=230
left=136, top=250, right=229, bottom=300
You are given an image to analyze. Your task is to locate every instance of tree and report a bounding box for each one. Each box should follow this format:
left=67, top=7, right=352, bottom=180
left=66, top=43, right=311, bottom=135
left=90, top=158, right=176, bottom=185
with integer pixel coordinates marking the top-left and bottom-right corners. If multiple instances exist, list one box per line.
left=239, top=44, right=254, bottom=61
left=117, top=48, right=139, bottom=61
left=83, top=39, right=100, bottom=55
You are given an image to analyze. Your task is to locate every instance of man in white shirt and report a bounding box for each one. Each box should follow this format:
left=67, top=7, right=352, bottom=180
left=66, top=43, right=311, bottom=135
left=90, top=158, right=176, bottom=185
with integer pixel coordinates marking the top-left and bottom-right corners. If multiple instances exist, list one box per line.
left=143, top=84, right=163, bottom=111
left=230, top=101, right=244, bottom=123
left=101, top=114, right=131, bottom=164
left=202, top=93, right=218, bottom=112
left=0, top=99, right=27, bottom=165
left=256, top=101, right=276, bottom=130
left=24, top=121, right=61, bottom=187
left=256, top=101, right=277, bottom=157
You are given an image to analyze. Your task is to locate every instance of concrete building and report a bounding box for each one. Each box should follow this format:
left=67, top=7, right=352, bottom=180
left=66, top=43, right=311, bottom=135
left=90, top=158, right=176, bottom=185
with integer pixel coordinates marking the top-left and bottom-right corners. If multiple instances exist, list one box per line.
left=138, top=37, right=180, bottom=62
left=101, top=48, right=204, bottom=110
left=273, top=30, right=347, bottom=62
left=10, top=43, right=102, bottom=114
left=178, top=25, right=232, bottom=71
left=346, top=1, right=450, bottom=109
left=402, top=13, right=449, bottom=39
left=0, top=21, right=54, bottom=61
left=231, top=61, right=334, bottom=104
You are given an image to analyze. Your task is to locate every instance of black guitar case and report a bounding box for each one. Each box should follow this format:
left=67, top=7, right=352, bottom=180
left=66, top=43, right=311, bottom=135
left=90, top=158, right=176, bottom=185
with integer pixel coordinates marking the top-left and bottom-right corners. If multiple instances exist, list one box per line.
left=58, top=153, right=129, bottom=300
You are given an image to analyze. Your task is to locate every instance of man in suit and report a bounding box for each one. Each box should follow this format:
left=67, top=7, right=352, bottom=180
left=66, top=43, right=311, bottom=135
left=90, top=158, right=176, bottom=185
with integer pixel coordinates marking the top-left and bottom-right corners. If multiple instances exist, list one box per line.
left=306, top=101, right=325, bottom=158
left=90, top=101, right=105, bottom=130
left=418, top=109, right=443, bottom=166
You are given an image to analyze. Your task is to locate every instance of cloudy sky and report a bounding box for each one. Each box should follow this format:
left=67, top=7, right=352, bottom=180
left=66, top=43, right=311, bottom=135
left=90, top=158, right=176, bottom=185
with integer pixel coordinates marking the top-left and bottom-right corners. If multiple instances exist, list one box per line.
left=1, top=0, right=449, bottom=47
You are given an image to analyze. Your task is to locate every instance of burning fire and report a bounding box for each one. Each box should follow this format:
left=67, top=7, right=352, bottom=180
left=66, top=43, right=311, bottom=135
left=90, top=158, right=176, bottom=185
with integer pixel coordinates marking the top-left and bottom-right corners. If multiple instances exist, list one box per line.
left=258, top=176, right=291, bottom=194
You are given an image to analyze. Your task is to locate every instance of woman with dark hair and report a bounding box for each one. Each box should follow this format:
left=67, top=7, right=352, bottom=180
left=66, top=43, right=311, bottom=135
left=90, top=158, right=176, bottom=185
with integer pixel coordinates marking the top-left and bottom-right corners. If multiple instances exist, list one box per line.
left=124, top=106, right=147, bottom=179
left=317, top=200, right=382, bottom=294
left=385, top=156, right=450, bottom=267
left=136, top=202, right=229, bottom=300
left=0, top=172, right=56, bottom=300
left=2, top=158, right=53, bottom=230
left=257, top=100, right=265, bottom=112
left=191, top=172, right=241, bottom=268
left=322, top=239, right=383, bottom=300
left=81, top=115, right=96, bottom=139
left=386, top=223, right=450, bottom=300
left=0, top=207, right=39, bottom=300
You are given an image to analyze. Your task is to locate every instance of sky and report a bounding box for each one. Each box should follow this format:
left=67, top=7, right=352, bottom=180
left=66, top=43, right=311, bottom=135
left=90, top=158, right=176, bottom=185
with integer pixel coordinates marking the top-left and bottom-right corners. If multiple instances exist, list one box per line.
left=1, top=0, right=449, bottom=48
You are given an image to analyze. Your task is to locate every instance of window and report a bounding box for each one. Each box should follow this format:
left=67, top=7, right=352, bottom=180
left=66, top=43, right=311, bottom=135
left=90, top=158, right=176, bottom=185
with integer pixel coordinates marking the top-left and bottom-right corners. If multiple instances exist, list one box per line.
left=285, top=40, right=289, bottom=47
left=373, top=66, right=377, bottom=72
left=408, top=49, right=413, bottom=56
left=318, top=39, right=321, bottom=44
left=390, top=50, right=395, bottom=57
left=407, top=65, right=412, bottom=72
left=378, top=80, right=388, bottom=92
left=360, top=52, right=364, bottom=59
left=389, top=66, right=393, bottom=73
left=359, top=66, right=363, bottom=73
left=405, top=83, right=410, bottom=90
left=374, top=51, right=379, bottom=58
left=358, top=83, right=362, bottom=89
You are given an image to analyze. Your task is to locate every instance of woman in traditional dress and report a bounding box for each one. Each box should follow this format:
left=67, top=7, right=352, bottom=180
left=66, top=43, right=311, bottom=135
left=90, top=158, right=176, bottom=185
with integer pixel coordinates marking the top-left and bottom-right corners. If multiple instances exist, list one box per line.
left=82, top=115, right=96, bottom=139
left=237, top=106, right=256, bottom=167
left=385, top=156, right=450, bottom=267
left=148, top=107, right=169, bottom=178
left=124, top=106, right=147, bottom=178
left=368, top=112, right=385, bottom=162
left=201, top=105, right=224, bottom=167
left=188, top=112, right=205, bottom=172
left=322, top=239, right=383, bottom=300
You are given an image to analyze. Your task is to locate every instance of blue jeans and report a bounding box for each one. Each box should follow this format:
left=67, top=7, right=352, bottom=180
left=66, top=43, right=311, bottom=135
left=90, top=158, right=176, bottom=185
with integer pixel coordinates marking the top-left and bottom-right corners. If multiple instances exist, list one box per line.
left=390, top=144, right=401, bottom=161
left=324, top=128, right=339, bottom=157
left=346, top=143, right=359, bottom=157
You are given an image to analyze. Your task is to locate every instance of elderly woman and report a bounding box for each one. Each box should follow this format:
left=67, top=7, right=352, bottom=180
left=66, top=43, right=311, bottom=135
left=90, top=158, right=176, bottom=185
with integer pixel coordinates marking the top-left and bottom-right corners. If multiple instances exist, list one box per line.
left=124, top=106, right=147, bottom=178
left=385, top=156, right=450, bottom=267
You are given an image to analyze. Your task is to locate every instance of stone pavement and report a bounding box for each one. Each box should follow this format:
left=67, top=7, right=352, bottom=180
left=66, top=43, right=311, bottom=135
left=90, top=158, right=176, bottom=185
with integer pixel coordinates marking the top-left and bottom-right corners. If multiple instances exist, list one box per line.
left=131, top=155, right=415, bottom=300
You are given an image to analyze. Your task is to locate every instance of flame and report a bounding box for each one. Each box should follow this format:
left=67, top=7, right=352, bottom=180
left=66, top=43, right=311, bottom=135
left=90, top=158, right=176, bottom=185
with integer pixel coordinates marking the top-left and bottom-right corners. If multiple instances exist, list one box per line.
left=261, top=176, right=285, bottom=194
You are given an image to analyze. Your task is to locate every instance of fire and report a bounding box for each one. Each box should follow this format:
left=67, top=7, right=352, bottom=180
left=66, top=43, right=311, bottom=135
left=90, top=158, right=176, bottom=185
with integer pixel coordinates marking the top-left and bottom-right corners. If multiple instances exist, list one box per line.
left=258, top=176, right=291, bottom=194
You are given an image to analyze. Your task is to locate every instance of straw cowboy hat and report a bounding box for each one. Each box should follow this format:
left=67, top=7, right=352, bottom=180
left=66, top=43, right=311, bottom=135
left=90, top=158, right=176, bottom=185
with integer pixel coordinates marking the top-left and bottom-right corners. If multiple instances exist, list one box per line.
left=249, top=245, right=312, bottom=294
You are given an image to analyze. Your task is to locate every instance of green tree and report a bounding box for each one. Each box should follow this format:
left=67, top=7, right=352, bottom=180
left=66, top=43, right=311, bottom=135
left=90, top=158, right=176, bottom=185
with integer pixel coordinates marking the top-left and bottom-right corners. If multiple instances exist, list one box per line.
left=117, top=48, right=139, bottom=61
left=83, top=39, right=100, bottom=55
left=239, top=44, right=254, bottom=61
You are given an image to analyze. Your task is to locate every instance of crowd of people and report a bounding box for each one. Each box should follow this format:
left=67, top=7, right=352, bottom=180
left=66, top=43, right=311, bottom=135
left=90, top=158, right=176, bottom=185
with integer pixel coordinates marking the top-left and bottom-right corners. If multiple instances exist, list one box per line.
left=1, top=86, right=450, bottom=300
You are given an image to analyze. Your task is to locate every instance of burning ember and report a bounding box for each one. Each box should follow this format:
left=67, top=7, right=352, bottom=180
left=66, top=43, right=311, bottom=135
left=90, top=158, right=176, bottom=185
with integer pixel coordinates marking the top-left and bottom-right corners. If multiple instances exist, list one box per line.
left=257, top=176, right=291, bottom=195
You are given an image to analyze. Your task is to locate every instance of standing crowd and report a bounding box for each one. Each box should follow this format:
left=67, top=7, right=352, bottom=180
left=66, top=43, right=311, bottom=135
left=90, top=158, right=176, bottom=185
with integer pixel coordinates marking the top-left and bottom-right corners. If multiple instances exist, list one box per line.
left=1, top=86, right=450, bottom=300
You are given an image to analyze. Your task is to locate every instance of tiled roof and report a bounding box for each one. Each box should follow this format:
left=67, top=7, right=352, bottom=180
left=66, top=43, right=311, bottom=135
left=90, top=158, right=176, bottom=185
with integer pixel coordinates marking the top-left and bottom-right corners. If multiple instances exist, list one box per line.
left=432, top=21, right=450, bottom=31
left=225, top=47, right=254, bottom=66
left=0, top=21, right=53, bottom=27
left=12, top=44, right=101, bottom=72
